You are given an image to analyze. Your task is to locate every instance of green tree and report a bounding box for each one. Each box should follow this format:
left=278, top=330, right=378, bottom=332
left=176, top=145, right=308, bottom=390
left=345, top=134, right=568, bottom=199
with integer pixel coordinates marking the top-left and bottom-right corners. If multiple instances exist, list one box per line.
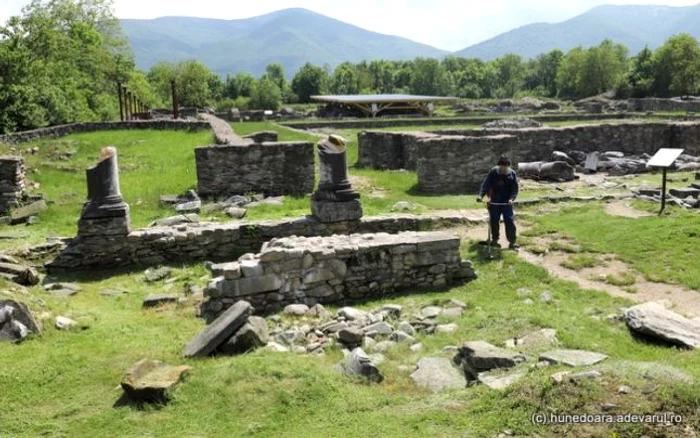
left=249, top=77, right=282, bottom=110
left=147, top=60, right=216, bottom=108
left=331, top=62, right=360, bottom=95
left=654, top=34, right=700, bottom=97
left=264, top=63, right=287, bottom=91
left=627, top=47, right=656, bottom=97
left=492, top=54, right=524, bottom=98
left=410, top=58, right=451, bottom=96
left=291, top=63, right=329, bottom=103
left=0, top=0, right=132, bottom=132
left=224, top=72, right=256, bottom=99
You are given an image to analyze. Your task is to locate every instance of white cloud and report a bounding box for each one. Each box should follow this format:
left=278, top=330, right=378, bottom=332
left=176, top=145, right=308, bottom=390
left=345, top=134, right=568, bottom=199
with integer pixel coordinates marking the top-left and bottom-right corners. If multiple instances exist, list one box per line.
left=1, top=0, right=699, bottom=50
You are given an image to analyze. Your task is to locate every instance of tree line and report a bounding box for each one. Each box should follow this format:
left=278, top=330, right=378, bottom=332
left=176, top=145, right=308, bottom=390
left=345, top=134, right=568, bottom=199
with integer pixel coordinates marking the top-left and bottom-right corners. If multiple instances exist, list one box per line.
left=2, top=0, right=700, bottom=134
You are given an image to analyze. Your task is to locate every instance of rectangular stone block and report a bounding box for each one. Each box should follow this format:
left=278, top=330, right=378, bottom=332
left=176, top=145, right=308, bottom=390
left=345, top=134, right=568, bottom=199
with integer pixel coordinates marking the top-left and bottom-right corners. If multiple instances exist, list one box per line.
left=183, top=300, right=253, bottom=358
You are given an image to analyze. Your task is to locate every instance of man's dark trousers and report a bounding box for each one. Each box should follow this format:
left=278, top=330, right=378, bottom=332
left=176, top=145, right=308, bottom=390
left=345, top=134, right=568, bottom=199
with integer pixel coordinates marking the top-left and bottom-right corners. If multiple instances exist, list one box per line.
left=489, top=204, right=516, bottom=244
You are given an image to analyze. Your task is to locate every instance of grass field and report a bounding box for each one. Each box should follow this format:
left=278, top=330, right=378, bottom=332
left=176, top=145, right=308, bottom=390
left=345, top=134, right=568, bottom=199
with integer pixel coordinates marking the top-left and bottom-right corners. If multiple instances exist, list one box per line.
left=0, top=120, right=698, bottom=437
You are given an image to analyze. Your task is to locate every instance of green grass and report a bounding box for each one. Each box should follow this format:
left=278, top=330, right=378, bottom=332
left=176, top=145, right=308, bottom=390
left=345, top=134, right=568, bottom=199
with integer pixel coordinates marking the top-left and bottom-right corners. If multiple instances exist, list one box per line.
left=0, top=245, right=698, bottom=437
left=0, top=122, right=699, bottom=436
left=604, top=272, right=637, bottom=287
left=530, top=204, right=700, bottom=289
left=560, top=253, right=606, bottom=271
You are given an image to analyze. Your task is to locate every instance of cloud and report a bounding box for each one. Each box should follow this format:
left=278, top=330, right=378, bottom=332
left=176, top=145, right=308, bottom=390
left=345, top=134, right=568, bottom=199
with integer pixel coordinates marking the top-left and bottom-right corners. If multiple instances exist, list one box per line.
left=1, top=0, right=699, bottom=51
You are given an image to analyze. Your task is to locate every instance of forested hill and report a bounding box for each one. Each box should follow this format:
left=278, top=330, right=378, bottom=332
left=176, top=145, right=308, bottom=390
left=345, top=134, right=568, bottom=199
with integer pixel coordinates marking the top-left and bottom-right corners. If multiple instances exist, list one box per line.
left=120, top=8, right=447, bottom=76
left=455, top=4, right=700, bottom=60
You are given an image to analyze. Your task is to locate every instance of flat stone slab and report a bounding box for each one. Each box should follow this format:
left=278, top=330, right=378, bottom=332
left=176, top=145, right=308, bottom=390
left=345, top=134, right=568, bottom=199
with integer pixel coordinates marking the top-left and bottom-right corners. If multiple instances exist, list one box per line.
left=184, top=300, right=253, bottom=358
left=0, top=299, right=41, bottom=336
left=142, top=294, right=178, bottom=308
left=478, top=369, right=526, bottom=390
left=539, top=349, right=608, bottom=367
left=458, top=341, right=527, bottom=377
left=121, top=359, right=191, bottom=402
left=624, top=302, right=700, bottom=349
left=410, top=357, right=465, bottom=392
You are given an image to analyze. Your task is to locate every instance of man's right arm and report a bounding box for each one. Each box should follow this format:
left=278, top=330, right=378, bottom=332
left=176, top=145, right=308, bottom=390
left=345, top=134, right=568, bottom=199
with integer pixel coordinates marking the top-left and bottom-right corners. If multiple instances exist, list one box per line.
left=478, top=169, right=493, bottom=199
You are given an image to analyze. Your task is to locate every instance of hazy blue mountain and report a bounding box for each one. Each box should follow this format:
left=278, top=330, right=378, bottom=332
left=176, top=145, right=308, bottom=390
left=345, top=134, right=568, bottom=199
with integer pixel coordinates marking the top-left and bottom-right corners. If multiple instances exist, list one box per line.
left=121, top=8, right=447, bottom=76
left=454, top=4, right=700, bottom=60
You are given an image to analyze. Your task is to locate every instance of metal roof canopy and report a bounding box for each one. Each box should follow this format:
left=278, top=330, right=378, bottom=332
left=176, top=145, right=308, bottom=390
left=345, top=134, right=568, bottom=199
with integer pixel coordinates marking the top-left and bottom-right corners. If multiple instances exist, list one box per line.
left=647, top=148, right=685, bottom=216
left=310, top=94, right=458, bottom=117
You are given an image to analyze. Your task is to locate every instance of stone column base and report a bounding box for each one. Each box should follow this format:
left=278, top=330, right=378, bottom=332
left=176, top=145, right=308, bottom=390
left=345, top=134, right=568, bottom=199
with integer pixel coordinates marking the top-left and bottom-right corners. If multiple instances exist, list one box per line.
left=77, top=213, right=131, bottom=238
left=311, top=199, right=363, bottom=223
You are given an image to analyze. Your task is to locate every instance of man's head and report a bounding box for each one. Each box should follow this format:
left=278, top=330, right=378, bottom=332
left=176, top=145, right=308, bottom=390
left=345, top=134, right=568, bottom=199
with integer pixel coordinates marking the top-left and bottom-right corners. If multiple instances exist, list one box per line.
left=497, top=155, right=511, bottom=174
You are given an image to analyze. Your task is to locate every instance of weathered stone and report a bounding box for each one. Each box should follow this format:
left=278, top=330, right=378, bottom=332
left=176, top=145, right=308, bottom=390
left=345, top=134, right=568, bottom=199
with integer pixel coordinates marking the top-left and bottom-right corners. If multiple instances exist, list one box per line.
left=506, top=329, right=559, bottom=350
left=441, top=307, right=464, bottom=318
left=0, top=262, right=39, bottom=286
left=478, top=369, right=526, bottom=390
left=321, top=321, right=348, bottom=334
left=381, top=304, right=403, bottom=318
left=144, top=267, right=173, bottom=283
left=410, top=343, right=423, bottom=352
left=436, top=323, right=459, bottom=334
left=121, top=359, right=191, bottom=402
left=55, top=316, right=78, bottom=330
left=390, top=330, right=416, bottom=344
left=210, top=262, right=242, bottom=280
left=283, top=304, right=310, bottom=316
left=338, top=307, right=368, bottom=322
left=373, top=340, right=397, bottom=353
left=265, top=342, right=289, bottom=352
left=240, top=259, right=264, bottom=277
left=9, top=200, right=47, bottom=224
left=363, top=322, right=394, bottom=336
left=338, top=327, right=364, bottom=345
left=311, top=199, right=363, bottom=223
left=421, top=306, right=442, bottom=319
left=183, top=301, right=253, bottom=358
left=398, top=321, right=415, bottom=335
left=149, top=214, right=200, bottom=227
left=339, top=347, right=383, bottom=383
left=275, top=329, right=306, bottom=346
left=142, top=294, right=178, bottom=308
left=225, top=207, right=247, bottom=219
left=410, top=357, right=465, bottom=392
left=624, top=302, right=700, bottom=349
left=0, top=299, right=40, bottom=342
left=308, top=304, right=330, bottom=319
left=458, top=341, right=527, bottom=378
left=539, top=349, right=608, bottom=367
left=174, top=201, right=201, bottom=213
left=218, top=316, right=269, bottom=354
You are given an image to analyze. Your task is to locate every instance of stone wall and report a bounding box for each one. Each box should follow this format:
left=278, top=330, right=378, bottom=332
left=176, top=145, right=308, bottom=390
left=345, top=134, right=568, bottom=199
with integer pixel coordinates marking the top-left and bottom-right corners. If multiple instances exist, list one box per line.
left=195, top=141, right=315, bottom=198
left=201, top=231, right=476, bottom=315
left=0, top=120, right=212, bottom=145
left=357, top=131, right=438, bottom=169
left=0, top=157, right=26, bottom=214
left=48, top=211, right=486, bottom=271
left=416, top=135, right=519, bottom=193
left=629, top=98, right=700, bottom=113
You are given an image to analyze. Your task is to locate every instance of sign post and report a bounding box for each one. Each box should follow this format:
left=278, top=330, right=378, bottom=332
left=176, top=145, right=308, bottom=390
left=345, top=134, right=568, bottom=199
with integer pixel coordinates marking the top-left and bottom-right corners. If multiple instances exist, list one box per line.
left=647, top=148, right=684, bottom=216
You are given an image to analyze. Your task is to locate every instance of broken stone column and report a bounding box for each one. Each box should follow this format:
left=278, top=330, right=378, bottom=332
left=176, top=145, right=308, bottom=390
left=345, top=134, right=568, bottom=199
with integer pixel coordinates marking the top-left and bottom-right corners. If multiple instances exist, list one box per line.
left=0, top=156, right=26, bottom=215
left=311, top=135, right=362, bottom=223
left=77, top=147, right=130, bottom=238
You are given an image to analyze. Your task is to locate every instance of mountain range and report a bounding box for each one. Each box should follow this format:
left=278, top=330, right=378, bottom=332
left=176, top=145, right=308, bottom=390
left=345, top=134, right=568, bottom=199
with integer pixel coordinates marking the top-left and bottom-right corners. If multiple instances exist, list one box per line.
left=121, top=4, right=700, bottom=76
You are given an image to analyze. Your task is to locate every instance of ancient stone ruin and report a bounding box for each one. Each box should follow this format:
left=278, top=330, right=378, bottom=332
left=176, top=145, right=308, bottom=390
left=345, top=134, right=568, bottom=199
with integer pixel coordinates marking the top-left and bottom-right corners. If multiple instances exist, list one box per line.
left=0, top=156, right=26, bottom=216
left=311, top=135, right=362, bottom=223
left=201, top=231, right=476, bottom=316
left=358, top=121, right=700, bottom=194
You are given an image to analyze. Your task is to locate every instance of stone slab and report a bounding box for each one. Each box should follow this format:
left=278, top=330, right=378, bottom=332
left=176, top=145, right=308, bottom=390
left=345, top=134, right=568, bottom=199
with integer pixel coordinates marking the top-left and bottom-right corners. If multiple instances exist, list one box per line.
left=183, top=300, right=253, bottom=358
left=121, top=359, right=192, bottom=402
left=410, top=357, right=465, bottom=392
left=539, top=349, right=609, bottom=367
left=624, top=302, right=700, bottom=349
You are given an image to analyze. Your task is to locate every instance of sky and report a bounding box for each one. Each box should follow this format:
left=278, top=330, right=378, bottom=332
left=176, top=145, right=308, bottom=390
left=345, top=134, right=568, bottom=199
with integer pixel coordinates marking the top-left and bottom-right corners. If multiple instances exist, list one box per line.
left=0, top=0, right=699, bottom=50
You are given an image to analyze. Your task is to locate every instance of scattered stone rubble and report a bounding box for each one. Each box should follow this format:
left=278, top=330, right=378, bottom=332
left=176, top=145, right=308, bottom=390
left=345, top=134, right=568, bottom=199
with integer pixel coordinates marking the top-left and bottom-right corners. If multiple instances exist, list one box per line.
left=121, top=359, right=192, bottom=403
left=624, top=302, right=700, bottom=349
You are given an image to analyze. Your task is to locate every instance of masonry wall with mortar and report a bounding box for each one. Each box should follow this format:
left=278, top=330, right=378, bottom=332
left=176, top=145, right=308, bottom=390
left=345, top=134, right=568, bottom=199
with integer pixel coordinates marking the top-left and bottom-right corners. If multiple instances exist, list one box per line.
left=195, top=141, right=315, bottom=198
left=48, top=212, right=486, bottom=271
left=201, top=231, right=477, bottom=316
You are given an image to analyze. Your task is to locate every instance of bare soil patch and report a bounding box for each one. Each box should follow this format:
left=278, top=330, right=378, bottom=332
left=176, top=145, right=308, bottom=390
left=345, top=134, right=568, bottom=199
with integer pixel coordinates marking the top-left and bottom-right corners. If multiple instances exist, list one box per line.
left=604, top=201, right=653, bottom=218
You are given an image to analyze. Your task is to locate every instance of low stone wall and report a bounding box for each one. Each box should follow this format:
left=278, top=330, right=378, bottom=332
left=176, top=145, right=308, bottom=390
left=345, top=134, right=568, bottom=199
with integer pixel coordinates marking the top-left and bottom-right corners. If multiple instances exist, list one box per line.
left=416, top=135, right=519, bottom=193
left=0, top=120, right=212, bottom=145
left=201, top=231, right=476, bottom=315
left=0, top=157, right=26, bottom=214
left=47, top=211, right=486, bottom=271
left=195, top=141, right=315, bottom=198
left=360, top=122, right=700, bottom=173
left=629, top=98, right=700, bottom=113
left=357, top=131, right=438, bottom=169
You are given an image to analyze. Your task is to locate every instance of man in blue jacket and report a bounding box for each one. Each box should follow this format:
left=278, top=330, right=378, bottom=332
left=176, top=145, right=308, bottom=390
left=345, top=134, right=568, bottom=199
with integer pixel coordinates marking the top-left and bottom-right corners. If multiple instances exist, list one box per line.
left=477, top=156, right=519, bottom=250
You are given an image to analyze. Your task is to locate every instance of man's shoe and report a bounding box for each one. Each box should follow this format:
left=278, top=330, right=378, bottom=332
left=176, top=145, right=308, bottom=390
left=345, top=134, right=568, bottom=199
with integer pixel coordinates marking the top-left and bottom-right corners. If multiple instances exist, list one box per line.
left=490, top=240, right=501, bottom=248
left=508, top=243, right=520, bottom=251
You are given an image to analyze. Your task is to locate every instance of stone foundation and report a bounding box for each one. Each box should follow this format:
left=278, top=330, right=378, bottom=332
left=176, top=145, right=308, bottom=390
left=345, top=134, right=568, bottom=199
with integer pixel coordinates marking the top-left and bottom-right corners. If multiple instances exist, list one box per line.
left=311, top=200, right=363, bottom=223
left=201, top=231, right=476, bottom=315
left=0, top=157, right=26, bottom=214
left=47, top=211, right=486, bottom=271
left=195, top=142, right=315, bottom=198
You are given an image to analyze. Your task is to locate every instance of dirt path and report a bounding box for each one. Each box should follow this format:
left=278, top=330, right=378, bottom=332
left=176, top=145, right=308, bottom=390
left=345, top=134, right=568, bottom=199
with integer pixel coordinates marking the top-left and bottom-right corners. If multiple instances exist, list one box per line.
left=604, top=201, right=653, bottom=218
left=456, top=222, right=700, bottom=317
